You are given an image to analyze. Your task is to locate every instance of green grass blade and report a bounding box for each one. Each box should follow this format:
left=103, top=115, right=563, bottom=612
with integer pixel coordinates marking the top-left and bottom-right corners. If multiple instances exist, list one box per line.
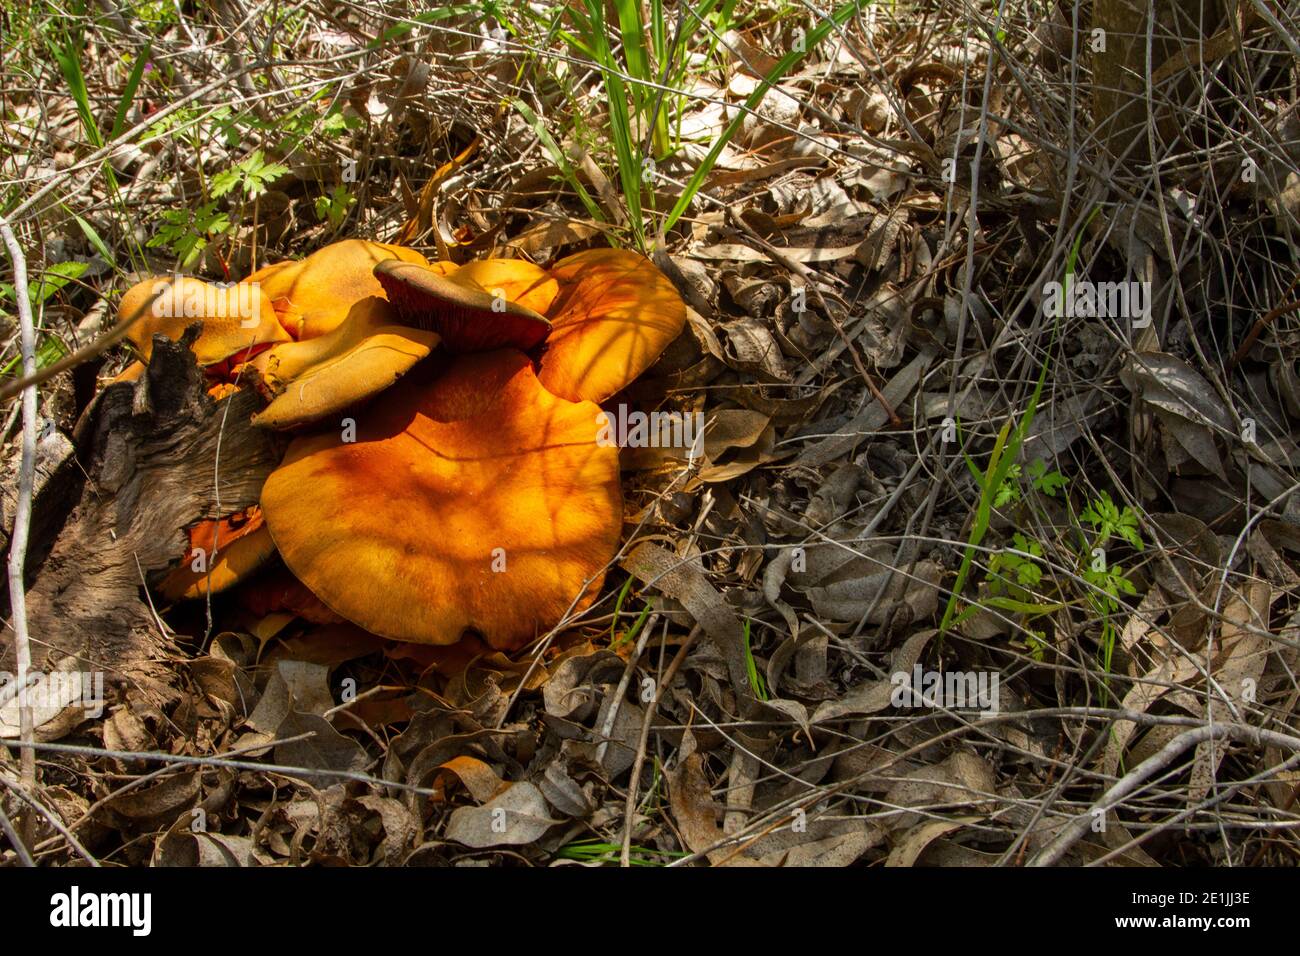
left=511, top=98, right=605, bottom=223
left=742, top=618, right=769, bottom=701
left=70, top=211, right=115, bottom=266
left=53, top=35, right=103, bottom=148
left=581, top=0, right=645, bottom=245
left=111, top=45, right=151, bottom=141
left=940, top=205, right=1079, bottom=630
left=662, top=0, right=858, bottom=233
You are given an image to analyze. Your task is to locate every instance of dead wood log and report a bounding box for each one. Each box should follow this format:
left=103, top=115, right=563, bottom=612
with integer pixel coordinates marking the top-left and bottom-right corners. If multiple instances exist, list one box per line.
left=0, top=329, right=281, bottom=701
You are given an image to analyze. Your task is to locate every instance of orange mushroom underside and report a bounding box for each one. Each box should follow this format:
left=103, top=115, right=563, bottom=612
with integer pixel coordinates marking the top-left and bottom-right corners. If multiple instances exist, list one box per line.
left=374, top=258, right=553, bottom=352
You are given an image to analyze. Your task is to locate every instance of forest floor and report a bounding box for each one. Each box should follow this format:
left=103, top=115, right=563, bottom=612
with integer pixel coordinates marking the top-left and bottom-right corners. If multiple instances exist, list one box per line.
left=2, top=1, right=1300, bottom=867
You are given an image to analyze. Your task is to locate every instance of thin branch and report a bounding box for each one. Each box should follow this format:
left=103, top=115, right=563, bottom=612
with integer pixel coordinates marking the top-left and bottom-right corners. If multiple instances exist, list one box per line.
left=622, top=625, right=699, bottom=867
left=1030, top=721, right=1300, bottom=866
left=0, top=214, right=39, bottom=852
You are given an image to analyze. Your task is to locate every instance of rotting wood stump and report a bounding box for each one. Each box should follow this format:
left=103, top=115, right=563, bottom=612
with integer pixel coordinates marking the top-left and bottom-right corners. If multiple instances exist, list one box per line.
left=0, top=327, right=280, bottom=702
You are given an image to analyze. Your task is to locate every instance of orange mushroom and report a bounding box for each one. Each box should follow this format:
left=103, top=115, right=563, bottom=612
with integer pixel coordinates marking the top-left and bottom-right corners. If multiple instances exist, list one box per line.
left=118, top=275, right=290, bottom=368
left=259, top=350, right=622, bottom=649
left=246, top=239, right=429, bottom=340
left=537, top=249, right=687, bottom=404
left=130, top=243, right=687, bottom=658
left=376, top=249, right=685, bottom=404
left=157, top=506, right=277, bottom=601
left=247, top=296, right=439, bottom=430
left=374, top=258, right=552, bottom=352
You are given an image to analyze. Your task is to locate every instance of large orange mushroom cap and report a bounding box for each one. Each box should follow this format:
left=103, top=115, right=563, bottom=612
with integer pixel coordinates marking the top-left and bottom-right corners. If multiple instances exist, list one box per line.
left=260, top=350, right=622, bottom=649
left=374, top=259, right=553, bottom=352
left=537, top=249, right=687, bottom=404
left=247, top=239, right=430, bottom=340
left=118, top=275, right=290, bottom=366
left=249, top=296, right=439, bottom=429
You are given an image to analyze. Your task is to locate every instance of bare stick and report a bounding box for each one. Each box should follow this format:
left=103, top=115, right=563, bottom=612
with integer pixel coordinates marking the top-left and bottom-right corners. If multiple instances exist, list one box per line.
left=595, top=614, right=660, bottom=767
left=0, top=215, right=39, bottom=851
left=1029, top=721, right=1300, bottom=866
left=0, top=796, right=34, bottom=866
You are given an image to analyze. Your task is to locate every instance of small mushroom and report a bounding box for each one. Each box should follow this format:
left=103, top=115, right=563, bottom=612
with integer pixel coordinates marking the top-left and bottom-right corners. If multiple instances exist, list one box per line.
left=260, top=349, right=622, bottom=649
left=118, top=275, right=290, bottom=367
left=537, top=249, right=687, bottom=404
left=374, top=258, right=552, bottom=351
left=247, top=239, right=430, bottom=340
left=157, top=507, right=277, bottom=601
left=248, top=296, right=440, bottom=430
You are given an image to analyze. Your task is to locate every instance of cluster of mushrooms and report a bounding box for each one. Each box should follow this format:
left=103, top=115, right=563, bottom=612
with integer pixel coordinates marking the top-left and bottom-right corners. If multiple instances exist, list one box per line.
left=117, top=240, right=687, bottom=651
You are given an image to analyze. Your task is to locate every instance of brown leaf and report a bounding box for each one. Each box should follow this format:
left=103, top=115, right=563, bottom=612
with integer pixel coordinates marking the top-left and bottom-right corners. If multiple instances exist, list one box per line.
left=883, top=752, right=997, bottom=831
left=435, top=755, right=508, bottom=804
left=622, top=543, right=756, bottom=712
left=750, top=829, right=883, bottom=867
left=813, top=630, right=939, bottom=723
left=444, top=782, right=556, bottom=847
left=886, top=817, right=981, bottom=867
left=668, top=751, right=726, bottom=861
left=274, top=712, right=369, bottom=788
left=155, top=831, right=262, bottom=867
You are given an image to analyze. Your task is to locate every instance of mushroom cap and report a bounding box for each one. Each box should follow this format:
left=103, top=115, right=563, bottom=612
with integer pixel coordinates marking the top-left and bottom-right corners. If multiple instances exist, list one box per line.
left=452, top=259, right=559, bottom=315
left=157, top=508, right=276, bottom=600
left=374, top=259, right=552, bottom=352
left=249, top=296, right=440, bottom=429
left=247, top=240, right=430, bottom=340
left=260, top=349, right=622, bottom=648
left=119, top=275, right=290, bottom=366
left=537, top=249, right=687, bottom=404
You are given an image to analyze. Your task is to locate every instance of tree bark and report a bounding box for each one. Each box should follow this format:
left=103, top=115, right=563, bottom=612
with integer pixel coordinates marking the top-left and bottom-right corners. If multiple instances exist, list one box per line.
left=0, top=331, right=281, bottom=702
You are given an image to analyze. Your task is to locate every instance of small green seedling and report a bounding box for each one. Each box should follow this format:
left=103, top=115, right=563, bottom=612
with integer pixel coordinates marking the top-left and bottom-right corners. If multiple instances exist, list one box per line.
left=315, top=184, right=356, bottom=231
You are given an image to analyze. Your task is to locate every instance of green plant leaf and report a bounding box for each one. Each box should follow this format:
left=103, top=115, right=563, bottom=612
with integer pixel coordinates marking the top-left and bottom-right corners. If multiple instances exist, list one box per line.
left=30, top=260, right=89, bottom=305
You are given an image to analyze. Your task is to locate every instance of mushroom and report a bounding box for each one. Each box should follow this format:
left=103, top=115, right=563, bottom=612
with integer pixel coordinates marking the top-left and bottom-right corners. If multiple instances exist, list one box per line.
left=247, top=296, right=440, bottom=430
left=259, top=349, right=622, bottom=649
left=123, top=243, right=686, bottom=656
left=537, top=249, right=687, bottom=404
left=157, top=507, right=277, bottom=601
left=238, top=565, right=345, bottom=624
left=374, top=258, right=553, bottom=352
left=118, top=275, right=290, bottom=368
left=246, top=239, right=429, bottom=339
left=371, top=249, right=685, bottom=401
